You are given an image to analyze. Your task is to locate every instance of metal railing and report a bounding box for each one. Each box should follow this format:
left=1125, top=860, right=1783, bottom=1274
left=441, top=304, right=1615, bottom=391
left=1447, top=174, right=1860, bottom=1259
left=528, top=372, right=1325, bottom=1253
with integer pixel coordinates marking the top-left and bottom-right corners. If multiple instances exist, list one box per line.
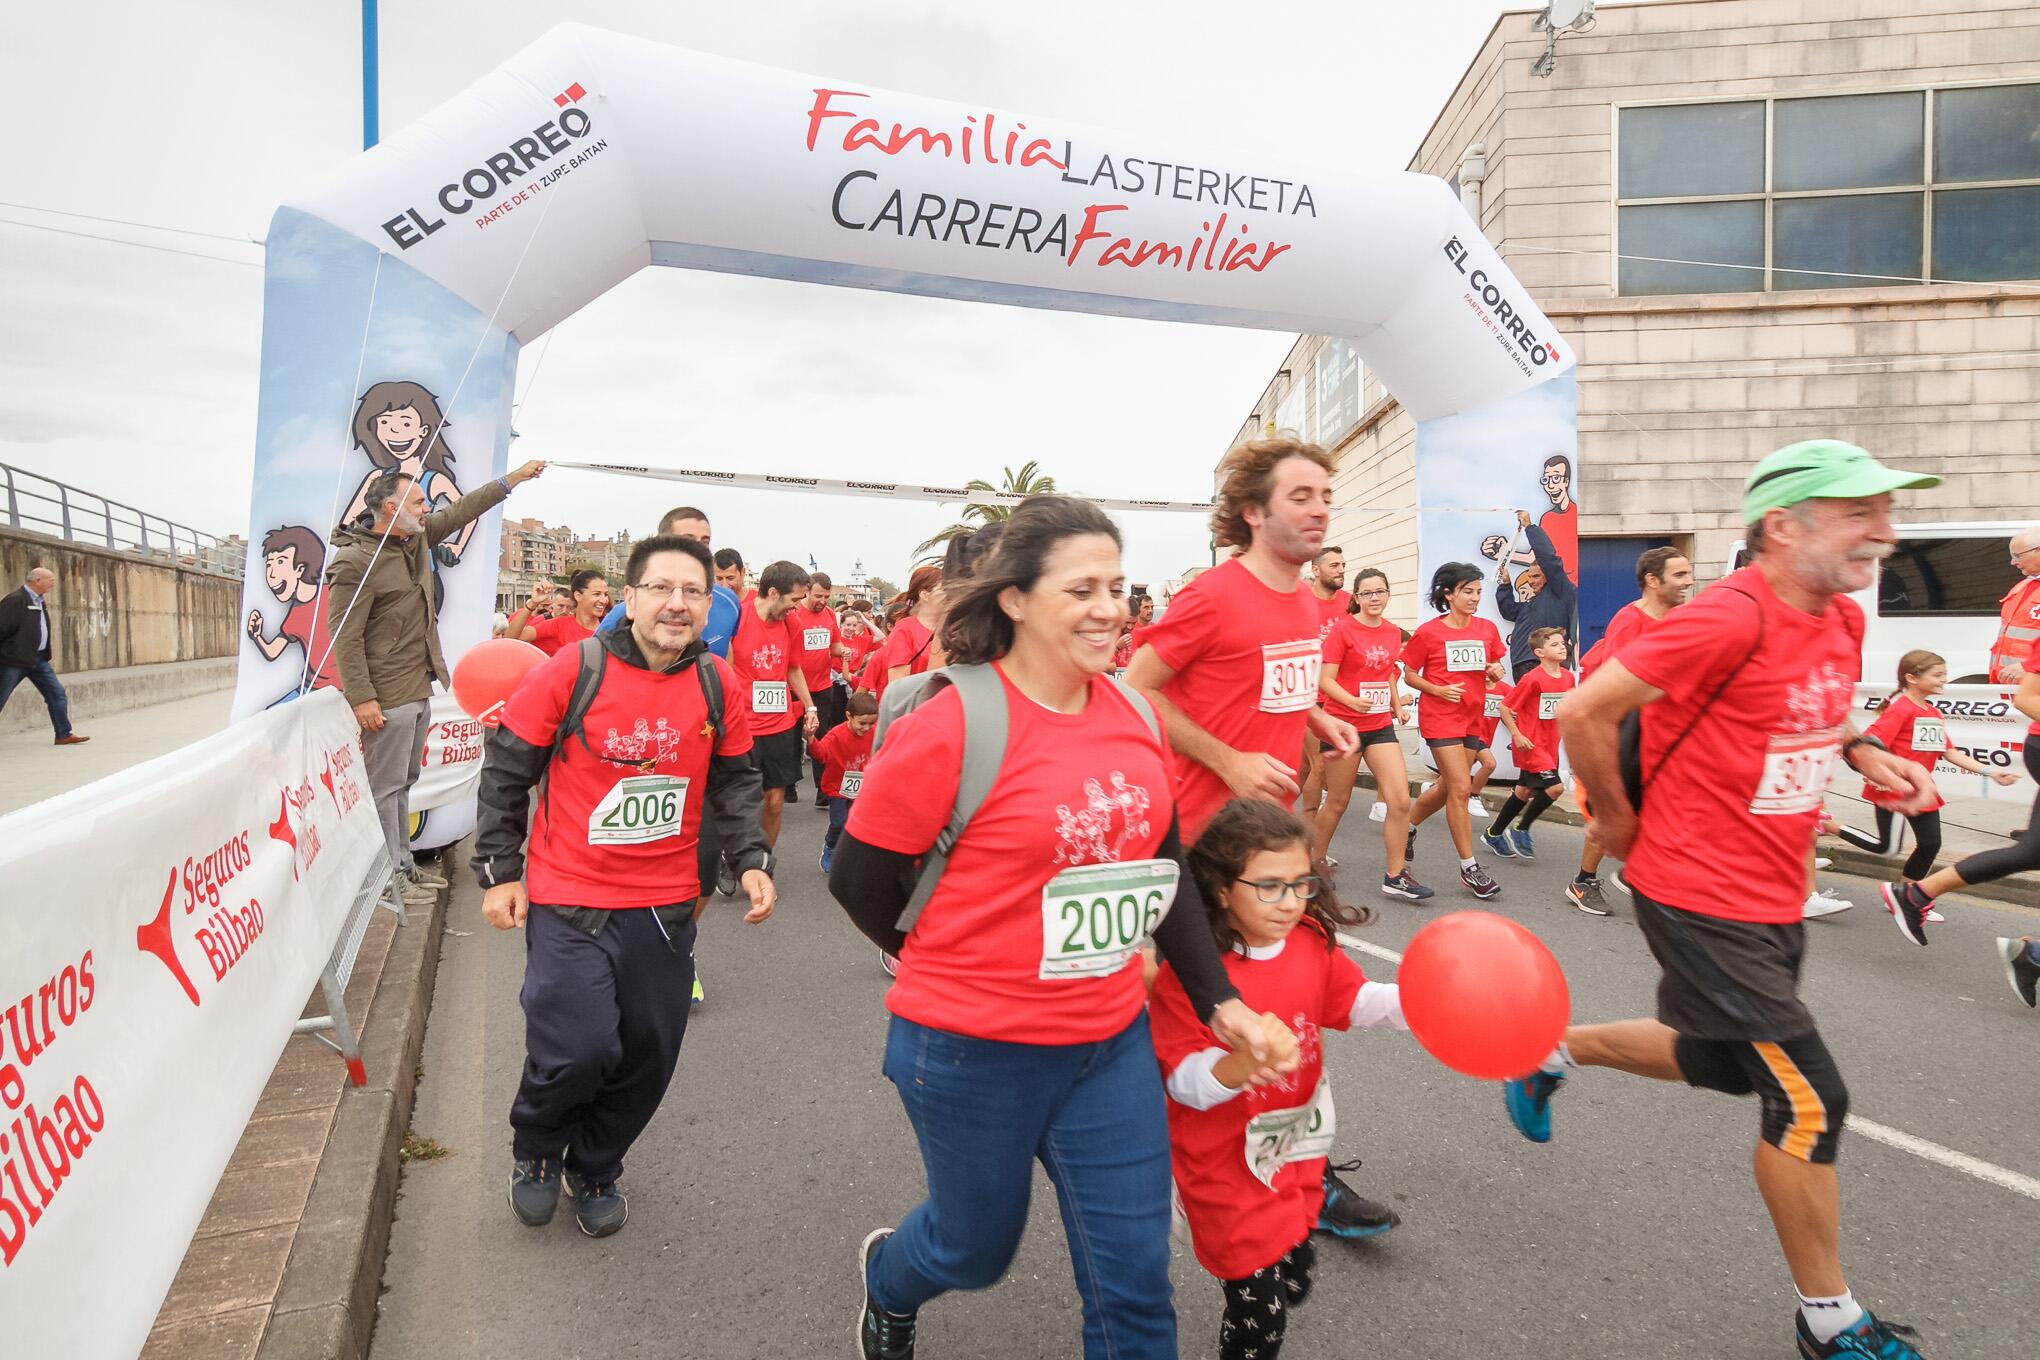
left=1, top=460, right=244, bottom=578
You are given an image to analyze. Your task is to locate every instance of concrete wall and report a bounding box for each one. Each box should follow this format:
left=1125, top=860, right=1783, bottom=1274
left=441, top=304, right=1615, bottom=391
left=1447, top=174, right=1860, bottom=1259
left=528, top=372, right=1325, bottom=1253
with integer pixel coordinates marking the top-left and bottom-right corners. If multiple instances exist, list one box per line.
left=0, top=526, right=239, bottom=672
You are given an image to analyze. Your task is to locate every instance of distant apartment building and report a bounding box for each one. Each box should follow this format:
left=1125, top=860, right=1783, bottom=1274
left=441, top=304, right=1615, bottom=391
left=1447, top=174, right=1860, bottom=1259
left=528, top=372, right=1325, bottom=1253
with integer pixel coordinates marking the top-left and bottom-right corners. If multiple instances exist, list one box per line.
left=1225, top=0, right=2040, bottom=650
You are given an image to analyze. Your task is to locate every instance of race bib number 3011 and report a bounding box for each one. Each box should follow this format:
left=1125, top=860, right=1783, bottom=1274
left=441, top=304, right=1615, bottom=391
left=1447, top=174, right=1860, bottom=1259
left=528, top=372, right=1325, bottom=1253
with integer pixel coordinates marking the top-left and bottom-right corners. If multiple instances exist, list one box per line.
left=1749, top=728, right=1842, bottom=816
left=589, top=775, right=689, bottom=845
left=1039, top=860, right=1178, bottom=980
left=1259, top=640, right=1321, bottom=714
left=1245, top=1077, right=1337, bottom=1189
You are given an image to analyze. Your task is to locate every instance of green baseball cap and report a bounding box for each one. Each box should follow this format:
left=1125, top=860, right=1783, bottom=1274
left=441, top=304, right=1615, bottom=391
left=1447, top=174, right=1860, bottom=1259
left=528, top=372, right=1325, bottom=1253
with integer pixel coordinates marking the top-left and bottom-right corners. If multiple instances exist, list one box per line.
left=1741, top=440, right=1939, bottom=524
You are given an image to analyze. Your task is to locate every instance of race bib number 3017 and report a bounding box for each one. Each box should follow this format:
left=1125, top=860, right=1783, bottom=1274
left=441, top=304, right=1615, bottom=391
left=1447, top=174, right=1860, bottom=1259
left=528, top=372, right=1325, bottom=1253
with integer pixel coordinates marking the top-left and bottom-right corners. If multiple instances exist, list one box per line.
left=1039, top=860, right=1178, bottom=980
left=1259, top=640, right=1320, bottom=714
left=1748, top=728, right=1842, bottom=816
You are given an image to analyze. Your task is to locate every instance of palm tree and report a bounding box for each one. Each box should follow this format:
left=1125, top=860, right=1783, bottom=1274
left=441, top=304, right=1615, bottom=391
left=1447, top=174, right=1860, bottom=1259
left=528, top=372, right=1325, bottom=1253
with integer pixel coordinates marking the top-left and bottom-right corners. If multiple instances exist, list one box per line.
left=912, top=461, right=1058, bottom=559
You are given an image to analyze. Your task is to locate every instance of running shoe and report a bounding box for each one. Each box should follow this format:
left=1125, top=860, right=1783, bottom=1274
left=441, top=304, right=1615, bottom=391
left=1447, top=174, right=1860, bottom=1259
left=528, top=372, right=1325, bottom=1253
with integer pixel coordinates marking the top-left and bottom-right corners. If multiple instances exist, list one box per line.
left=1381, top=871, right=1435, bottom=902
left=858, top=1228, right=917, bottom=1359
left=507, top=1155, right=560, bottom=1227
left=715, top=855, right=738, bottom=898
left=1793, top=1309, right=1924, bottom=1358
left=1803, top=889, right=1854, bottom=920
left=1503, top=1069, right=1564, bottom=1143
left=1508, top=829, right=1536, bottom=860
left=1880, top=880, right=1931, bottom=946
left=1566, top=876, right=1612, bottom=916
left=1321, top=854, right=1340, bottom=869
left=1996, top=936, right=2039, bottom=1008
left=820, top=845, right=835, bottom=875
left=1466, top=796, right=1487, bottom=820
left=1461, top=863, right=1502, bottom=899
left=563, top=1169, right=628, bottom=1238
left=1606, top=865, right=1630, bottom=896
left=1480, top=828, right=1516, bottom=858
left=1814, top=856, right=1834, bottom=870
left=1314, top=1160, right=1401, bottom=1239
left=879, top=949, right=900, bottom=977
left=690, top=974, right=704, bottom=1007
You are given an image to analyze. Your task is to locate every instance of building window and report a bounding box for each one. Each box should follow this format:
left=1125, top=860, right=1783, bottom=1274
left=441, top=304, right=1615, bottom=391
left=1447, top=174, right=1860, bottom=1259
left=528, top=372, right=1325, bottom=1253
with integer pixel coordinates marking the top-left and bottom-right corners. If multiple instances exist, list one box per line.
left=1615, top=83, right=2040, bottom=294
left=1313, top=339, right=1362, bottom=445
left=1876, top=536, right=2019, bottom=617
left=1274, top=372, right=1310, bottom=438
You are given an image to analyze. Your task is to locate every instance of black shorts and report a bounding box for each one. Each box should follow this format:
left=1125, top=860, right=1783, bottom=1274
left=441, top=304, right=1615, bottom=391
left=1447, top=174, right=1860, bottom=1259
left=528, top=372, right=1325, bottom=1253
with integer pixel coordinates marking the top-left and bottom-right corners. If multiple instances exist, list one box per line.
left=1633, top=891, right=1814, bottom=1042
left=1515, top=769, right=1563, bottom=791
left=751, top=727, right=805, bottom=789
left=1321, top=728, right=1399, bottom=754
left=1425, top=735, right=1485, bottom=753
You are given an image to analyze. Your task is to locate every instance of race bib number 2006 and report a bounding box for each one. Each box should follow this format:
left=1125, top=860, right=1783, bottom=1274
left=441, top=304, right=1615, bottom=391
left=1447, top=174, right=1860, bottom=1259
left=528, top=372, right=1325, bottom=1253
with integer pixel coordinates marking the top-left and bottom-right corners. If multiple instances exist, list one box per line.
left=1039, top=860, right=1178, bottom=980
left=1259, top=640, right=1320, bottom=714
left=589, top=775, right=689, bottom=845
left=1748, top=728, right=1842, bottom=816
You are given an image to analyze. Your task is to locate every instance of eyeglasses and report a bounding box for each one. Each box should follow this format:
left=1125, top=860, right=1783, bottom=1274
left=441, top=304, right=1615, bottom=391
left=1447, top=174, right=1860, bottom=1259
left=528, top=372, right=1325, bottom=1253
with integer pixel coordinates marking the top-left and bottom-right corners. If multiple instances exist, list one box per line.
left=1355, top=589, right=1389, bottom=599
left=632, top=583, right=711, bottom=603
left=2012, top=545, right=2040, bottom=565
left=1233, top=875, right=1322, bottom=904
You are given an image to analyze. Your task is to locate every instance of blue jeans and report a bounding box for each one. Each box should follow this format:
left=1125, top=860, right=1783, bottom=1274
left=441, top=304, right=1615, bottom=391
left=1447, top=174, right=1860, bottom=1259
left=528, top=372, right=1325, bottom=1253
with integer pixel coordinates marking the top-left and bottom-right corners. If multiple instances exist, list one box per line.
left=0, top=660, right=71, bottom=738
left=825, top=795, right=851, bottom=851
left=868, top=1013, right=1176, bottom=1359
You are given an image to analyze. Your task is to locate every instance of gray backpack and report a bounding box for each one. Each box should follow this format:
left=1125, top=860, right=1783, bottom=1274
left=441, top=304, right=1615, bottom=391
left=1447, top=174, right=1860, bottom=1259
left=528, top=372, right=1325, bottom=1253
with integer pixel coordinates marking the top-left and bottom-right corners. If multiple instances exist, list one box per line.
left=874, top=663, right=1162, bottom=927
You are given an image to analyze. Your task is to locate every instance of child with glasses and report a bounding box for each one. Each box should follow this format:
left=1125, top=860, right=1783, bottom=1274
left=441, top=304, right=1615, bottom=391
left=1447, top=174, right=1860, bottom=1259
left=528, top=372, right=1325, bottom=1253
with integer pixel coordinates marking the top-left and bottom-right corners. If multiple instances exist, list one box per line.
left=1148, top=799, right=1411, bottom=1360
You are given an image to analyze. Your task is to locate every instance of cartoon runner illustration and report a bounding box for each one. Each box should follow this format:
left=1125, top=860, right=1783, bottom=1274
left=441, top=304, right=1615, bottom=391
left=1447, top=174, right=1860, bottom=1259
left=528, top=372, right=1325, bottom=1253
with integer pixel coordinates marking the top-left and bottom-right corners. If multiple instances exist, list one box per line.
left=341, top=380, right=475, bottom=571
left=247, top=524, right=340, bottom=698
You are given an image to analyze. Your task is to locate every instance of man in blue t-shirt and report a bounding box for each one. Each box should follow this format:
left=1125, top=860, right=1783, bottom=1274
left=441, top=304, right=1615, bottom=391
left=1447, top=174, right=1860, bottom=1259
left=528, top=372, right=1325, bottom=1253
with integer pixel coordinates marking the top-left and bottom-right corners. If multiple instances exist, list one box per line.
left=600, top=506, right=738, bottom=657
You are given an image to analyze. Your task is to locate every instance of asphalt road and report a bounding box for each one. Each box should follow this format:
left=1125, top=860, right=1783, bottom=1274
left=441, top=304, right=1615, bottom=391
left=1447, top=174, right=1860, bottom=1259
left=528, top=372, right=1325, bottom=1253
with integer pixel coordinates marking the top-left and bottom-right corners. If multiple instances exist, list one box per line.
left=371, top=798, right=2040, bottom=1360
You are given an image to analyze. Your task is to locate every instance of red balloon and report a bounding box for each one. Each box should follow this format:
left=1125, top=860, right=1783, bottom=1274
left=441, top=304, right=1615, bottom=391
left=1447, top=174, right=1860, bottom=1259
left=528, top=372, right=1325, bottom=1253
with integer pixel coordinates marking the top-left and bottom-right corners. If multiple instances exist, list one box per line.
left=452, top=638, right=547, bottom=727
left=1397, top=911, right=1570, bottom=1080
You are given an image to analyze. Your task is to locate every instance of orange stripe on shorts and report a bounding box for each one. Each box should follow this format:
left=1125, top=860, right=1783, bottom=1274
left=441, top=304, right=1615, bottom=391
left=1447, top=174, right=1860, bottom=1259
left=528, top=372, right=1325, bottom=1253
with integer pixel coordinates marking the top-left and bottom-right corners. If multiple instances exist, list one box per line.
left=1753, top=1041, right=1827, bottom=1162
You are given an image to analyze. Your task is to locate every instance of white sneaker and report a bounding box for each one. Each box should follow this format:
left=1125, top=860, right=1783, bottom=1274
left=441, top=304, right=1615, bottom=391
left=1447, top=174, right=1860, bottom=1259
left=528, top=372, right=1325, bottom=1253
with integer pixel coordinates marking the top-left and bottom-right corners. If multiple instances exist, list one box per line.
left=1368, top=801, right=1388, bottom=823
left=1605, top=865, right=1630, bottom=896
left=1467, top=797, right=1486, bottom=819
left=1803, top=889, right=1853, bottom=919
left=1814, top=857, right=1833, bottom=870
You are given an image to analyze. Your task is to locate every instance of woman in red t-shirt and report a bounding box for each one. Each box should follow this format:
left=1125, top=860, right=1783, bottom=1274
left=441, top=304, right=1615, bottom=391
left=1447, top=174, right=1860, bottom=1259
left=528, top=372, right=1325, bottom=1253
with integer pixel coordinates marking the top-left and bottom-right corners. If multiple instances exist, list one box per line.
left=1152, top=799, right=1408, bottom=1360
left=1835, top=649, right=2015, bottom=882
left=828, top=497, right=1297, bottom=1358
left=1398, top=563, right=1506, bottom=900
left=505, top=569, right=613, bottom=656
left=1314, top=569, right=1429, bottom=901
left=876, top=564, right=944, bottom=698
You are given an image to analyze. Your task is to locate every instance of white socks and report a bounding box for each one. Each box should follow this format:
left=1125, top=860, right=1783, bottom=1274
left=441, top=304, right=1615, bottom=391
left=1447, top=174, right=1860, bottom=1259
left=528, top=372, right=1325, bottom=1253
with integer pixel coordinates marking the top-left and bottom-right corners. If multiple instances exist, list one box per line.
left=1459, top=856, right=1477, bottom=871
left=1539, top=1043, right=1577, bottom=1076
left=1797, top=1290, right=1864, bottom=1343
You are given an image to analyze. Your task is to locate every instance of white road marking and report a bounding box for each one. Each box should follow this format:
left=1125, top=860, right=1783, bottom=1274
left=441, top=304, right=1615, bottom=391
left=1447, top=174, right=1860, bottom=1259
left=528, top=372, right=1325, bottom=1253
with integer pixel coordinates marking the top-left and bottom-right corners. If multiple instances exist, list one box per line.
left=1334, top=932, right=2040, bottom=1202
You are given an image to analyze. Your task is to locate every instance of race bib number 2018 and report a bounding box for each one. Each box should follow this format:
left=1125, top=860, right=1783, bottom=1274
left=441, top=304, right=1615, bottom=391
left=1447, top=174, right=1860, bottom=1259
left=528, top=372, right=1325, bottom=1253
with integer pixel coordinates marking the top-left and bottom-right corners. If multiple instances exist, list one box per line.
left=1039, top=860, right=1178, bottom=980
left=752, top=680, right=789, bottom=715
left=589, top=775, right=689, bottom=845
left=1260, top=640, right=1320, bottom=714
left=1749, top=728, right=1841, bottom=816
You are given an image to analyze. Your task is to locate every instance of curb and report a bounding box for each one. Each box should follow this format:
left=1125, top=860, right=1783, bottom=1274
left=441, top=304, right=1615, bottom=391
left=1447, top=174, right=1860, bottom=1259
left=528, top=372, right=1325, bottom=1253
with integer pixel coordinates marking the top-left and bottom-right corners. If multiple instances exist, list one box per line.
left=255, top=873, right=450, bottom=1360
left=1350, top=773, right=2040, bottom=911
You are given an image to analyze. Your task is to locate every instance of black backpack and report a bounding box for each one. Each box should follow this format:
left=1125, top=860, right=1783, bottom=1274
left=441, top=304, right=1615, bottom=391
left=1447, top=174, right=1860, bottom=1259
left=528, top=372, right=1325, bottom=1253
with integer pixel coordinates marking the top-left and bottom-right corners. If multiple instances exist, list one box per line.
left=550, top=636, right=726, bottom=764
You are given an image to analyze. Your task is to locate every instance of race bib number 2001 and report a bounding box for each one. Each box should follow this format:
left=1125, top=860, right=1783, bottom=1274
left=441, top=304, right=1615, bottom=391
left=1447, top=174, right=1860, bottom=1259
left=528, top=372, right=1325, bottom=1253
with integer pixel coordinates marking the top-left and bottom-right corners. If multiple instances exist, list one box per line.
left=1259, top=640, right=1320, bottom=714
left=1039, top=860, right=1178, bottom=980
left=1748, top=728, right=1842, bottom=816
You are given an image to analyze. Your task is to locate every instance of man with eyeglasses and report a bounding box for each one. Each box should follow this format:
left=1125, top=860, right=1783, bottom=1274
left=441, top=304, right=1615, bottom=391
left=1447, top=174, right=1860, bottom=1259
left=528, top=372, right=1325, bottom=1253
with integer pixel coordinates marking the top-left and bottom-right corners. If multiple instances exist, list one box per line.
left=472, top=533, right=774, bottom=1238
left=1537, top=453, right=1578, bottom=586
left=1989, top=526, right=2040, bottom=684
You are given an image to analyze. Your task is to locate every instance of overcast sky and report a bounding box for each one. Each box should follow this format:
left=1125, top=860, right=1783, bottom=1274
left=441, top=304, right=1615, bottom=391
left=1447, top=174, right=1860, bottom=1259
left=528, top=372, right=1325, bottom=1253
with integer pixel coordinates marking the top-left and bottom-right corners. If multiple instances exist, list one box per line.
left=0, top=1, right=1578, bottom=590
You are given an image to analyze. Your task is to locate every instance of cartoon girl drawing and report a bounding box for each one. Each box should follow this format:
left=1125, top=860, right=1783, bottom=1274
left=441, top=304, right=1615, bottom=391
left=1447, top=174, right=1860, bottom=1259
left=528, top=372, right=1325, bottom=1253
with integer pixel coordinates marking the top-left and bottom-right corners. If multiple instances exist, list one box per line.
left=342, top=380, right=473, bottom=566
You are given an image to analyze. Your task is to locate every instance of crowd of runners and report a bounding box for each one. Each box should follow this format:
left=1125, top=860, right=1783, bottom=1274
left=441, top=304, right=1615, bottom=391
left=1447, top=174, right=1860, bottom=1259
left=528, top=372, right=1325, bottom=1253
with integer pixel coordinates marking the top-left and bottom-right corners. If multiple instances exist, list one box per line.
left=455, top=437, right=2040, bottom=1360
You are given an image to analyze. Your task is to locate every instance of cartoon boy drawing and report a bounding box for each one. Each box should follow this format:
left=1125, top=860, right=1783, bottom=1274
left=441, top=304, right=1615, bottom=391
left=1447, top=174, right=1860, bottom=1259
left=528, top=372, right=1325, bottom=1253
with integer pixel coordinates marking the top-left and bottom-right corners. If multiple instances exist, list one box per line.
left=248, top=524, right=340, bottom=694
left=341, top=380, right=473, bottom=565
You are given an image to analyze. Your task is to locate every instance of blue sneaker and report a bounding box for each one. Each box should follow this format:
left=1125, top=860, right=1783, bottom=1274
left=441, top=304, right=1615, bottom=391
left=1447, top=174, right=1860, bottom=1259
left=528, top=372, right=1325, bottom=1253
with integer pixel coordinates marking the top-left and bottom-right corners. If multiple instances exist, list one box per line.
left=1508, top=829, right=1535, bottom=859
left=1503, top=1069, right=1564, bottom=1143
left=562, top=1169, right=629, bottom=1238
left=1481, top=828, right=1516, bottom=858
left=1794, top=1309, right=1923, bottom=1358
left=820, top=846, right=834, bottom=875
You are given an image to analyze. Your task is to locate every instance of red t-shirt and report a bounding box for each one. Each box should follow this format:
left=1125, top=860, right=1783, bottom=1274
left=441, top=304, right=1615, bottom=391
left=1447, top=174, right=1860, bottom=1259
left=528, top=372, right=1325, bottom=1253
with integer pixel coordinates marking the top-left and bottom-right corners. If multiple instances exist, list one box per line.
left=1862, top=695, right=1948, bottom=810
left=847, top=668, right=1177, bottom=1045
left=1582, top=601, right=1660, bottom=679
left=792, top=604, right=841, bottom=691
left=1540, top=502, right=1579, bottom=583
left=879, top=616, right=938, bottom=687
left=1113, top=630, right=1136, bottom=671
left=1144, top=557, right=1321, bottom=842
left=528, top=614, right=594, bottom=657
left=1620, top=567, right=1863, bottom=924
left=280, top=593, right=340, bottom=690
left=1400, top=615, right=1503, bottom=740
left=1150, top=925, right=1369, bottom=1279
left=729, top=602, right=803, bottom=736
left=499, top=649, right=754, bottom=907
left=841, top=628, right=880, bottom=677
left=1504, top=665, right=1576, bottom=773
left=809, top=722, right=874, bottom=799
left=1311, top=589, right=1351, bottom=643
left=856, top=647, right=888, bottom=693
left=1320, top=615, right=1401, bottom=730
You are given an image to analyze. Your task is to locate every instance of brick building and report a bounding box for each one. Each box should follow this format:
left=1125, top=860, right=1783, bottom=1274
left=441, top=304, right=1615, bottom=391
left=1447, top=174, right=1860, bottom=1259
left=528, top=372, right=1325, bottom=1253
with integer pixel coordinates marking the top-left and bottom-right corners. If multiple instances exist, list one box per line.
left=1226, top=0, right=2040, bottom=645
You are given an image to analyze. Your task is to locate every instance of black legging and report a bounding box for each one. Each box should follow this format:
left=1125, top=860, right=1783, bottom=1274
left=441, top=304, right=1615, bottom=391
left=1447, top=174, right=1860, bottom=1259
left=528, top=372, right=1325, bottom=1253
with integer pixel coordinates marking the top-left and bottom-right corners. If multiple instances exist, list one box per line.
left=1835, top=808, right=1943, bottom=881
left=1951, top=744, right=2040, bottom=886
left=1219, top=1238, right=1316, bottom=1360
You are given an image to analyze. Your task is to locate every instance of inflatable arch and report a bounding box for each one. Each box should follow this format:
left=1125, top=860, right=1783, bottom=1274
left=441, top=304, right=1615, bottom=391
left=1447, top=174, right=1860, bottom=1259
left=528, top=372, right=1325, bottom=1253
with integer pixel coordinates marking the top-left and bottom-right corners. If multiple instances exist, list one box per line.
left=234, top=23, right=1567, bottom=841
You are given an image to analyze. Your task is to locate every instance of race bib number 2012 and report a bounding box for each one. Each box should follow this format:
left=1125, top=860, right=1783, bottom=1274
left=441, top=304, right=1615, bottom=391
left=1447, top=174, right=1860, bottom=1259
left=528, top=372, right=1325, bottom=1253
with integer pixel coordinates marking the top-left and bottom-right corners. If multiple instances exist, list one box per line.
left=1039, top=860, right=1178, bottom=980
left=1260, top=640, right=1320, bottom=714
left=1445, top=639, right=1488, bottom=673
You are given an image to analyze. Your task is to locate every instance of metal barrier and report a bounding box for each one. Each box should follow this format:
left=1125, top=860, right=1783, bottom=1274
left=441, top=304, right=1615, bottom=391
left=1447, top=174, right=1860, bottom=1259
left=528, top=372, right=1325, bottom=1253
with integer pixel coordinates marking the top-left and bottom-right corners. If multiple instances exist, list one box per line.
left=1, top=459, right=244, bottom=578
left=293, top=848, right=409, bottom=1086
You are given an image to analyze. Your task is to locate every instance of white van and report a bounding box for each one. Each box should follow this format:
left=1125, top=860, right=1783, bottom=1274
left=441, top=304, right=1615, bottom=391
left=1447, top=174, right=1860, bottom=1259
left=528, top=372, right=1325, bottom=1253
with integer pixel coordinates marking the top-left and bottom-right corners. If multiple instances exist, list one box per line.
left=1733, top=520, right=2023, bottom=684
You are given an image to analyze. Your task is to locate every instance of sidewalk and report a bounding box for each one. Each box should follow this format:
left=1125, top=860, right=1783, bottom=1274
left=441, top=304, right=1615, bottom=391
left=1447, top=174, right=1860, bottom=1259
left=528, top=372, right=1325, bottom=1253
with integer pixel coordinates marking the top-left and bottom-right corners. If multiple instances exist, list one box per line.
left=0, top=688, right=231, bottom=814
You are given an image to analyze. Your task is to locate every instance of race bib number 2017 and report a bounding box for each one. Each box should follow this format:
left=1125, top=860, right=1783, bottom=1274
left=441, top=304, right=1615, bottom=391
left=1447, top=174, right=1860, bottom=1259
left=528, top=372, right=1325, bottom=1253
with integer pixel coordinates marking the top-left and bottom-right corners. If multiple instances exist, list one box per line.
left=803, top=627, right=832, bottom=651
left=1039, top=860, right=1178, bottom=980
left=1748, top=728, right=1841, bottom=816
left=1260, top=640, right=1320, bottom=714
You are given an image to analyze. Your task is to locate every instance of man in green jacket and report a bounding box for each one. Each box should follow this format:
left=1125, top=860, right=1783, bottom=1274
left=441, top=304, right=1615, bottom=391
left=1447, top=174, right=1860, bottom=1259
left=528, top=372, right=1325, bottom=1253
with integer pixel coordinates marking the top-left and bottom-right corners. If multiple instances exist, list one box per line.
left=327, top=460, right=545, bottom=886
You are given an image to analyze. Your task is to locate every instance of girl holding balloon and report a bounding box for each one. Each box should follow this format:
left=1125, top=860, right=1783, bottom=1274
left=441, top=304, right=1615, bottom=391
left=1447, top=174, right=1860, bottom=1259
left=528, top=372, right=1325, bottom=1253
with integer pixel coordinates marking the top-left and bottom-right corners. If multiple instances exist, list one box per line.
left=1148, top=799, right=1409, bottom=1360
